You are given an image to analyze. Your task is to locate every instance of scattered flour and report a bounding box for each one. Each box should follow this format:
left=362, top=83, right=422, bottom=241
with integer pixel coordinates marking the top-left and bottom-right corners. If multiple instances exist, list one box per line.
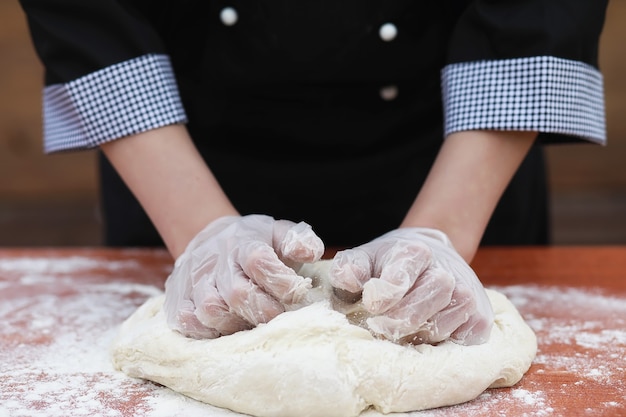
left=1, top=256, right=625, bottom=416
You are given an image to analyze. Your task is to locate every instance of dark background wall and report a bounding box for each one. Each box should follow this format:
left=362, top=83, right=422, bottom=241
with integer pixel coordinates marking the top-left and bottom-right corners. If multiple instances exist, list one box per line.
left=1, top=0, right=625, bottom=247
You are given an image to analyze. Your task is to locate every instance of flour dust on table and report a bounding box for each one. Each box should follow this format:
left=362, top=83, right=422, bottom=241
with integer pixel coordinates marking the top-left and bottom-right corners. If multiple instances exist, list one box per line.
left=111, top=261, right=537, bottom=417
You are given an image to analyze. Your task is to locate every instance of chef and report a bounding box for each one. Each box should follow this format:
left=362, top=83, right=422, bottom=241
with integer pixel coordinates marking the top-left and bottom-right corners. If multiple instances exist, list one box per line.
left=19, top=0, right=608, bottom=344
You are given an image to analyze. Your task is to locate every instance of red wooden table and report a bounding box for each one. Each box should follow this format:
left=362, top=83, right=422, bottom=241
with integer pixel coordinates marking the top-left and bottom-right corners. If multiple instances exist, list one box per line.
left=1, top=247, right=625, bottom=416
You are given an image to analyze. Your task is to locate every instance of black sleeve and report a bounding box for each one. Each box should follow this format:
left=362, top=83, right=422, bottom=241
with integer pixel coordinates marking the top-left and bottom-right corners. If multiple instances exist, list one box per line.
left=441, top=0, right=609, bottom=144
left=19, top=0, right=167, bottom=84
left=447, top=0, right=608, bottom=67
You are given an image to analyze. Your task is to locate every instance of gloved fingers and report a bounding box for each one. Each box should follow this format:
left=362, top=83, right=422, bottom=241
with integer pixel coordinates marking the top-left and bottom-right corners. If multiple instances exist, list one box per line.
left=163, top=255, right=201, bottom=336
left=328, top=248, right=372, bottom=294
left=365, top=267, right=454, bottom=341
left=430, top=260, right=495, bottom=345
left=216, top=262, right=285, bottom=326
left=361, top=240, right=433, bottom=314
left=238, top=242, right=313, bottom=304
left=450, top=310, right=494, bottom=345
left=273, top=220, right=324, bottom=266
left=408, top=227, right=495, bottom=345
left=166, top=299, right=220, bottom=339
left=449, top=286, right=494, bottom=345
left=409, top=281, right=495, bottom=345
left=412, top=284, right=477, bottom=344
left=192, top=278, right=252, bottom=336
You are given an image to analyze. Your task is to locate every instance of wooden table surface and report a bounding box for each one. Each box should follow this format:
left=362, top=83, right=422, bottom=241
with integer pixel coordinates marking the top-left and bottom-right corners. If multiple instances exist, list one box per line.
left=1, top=247, right=625, bottom=417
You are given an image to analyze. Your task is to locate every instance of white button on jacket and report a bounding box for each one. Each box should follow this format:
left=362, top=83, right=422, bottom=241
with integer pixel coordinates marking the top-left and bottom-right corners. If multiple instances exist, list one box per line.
left=379, top=23, right=397, bottom=41
left=220, top=7, right=238, bottom=26
left=380, top=85, right=399, bottom=101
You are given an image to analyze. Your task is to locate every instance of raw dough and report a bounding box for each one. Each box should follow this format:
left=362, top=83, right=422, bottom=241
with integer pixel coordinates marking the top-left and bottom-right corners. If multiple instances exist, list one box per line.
left=111, top=261, right=536, bottom=417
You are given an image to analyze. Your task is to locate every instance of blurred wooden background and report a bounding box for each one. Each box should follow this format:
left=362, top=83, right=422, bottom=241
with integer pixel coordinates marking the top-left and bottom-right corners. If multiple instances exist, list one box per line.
left=1, top=1, right=625, bottom=247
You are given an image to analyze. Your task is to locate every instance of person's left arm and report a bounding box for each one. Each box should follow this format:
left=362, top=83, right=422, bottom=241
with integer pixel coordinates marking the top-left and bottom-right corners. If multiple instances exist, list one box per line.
left=329, top=0, right=609, bottom=346
left=401, top=129, right=537, bottom=262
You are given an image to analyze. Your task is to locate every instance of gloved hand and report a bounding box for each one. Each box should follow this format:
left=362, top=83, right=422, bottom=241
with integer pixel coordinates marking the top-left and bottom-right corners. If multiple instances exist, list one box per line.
left=328, top=228, right=494, bottom=345
left=163, top=214, right=325, bottom=338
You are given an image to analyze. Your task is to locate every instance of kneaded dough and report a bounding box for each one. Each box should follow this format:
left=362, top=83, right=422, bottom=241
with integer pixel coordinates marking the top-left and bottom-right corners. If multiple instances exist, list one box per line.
left=111, top=261, right=536, bottom=417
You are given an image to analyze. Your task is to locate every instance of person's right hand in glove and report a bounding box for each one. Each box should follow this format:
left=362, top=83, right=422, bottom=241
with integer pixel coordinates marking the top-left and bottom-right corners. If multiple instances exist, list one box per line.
left=163, top=215, right=325, bottom=339
left=100, top=125, right=325, bottom=340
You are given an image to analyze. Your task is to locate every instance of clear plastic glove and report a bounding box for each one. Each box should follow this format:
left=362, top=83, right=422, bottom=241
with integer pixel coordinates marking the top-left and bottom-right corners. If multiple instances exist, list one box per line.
left=329, top=228, right=494, bottom=345
left=163, top=215, right=325, bottom=339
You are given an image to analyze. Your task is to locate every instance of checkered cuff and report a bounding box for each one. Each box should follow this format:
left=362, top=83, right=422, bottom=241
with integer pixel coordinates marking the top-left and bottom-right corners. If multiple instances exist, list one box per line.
left=43, top=54, right=187, bottom=153
left=442, top=56, right=606, bottom=144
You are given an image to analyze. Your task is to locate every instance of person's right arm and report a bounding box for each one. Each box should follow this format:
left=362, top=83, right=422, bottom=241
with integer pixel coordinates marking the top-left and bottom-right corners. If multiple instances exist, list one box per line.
left=101, top=125, right=325, bottom=338
left=19, top=0, right=325, bottom=338
left=99, top=124, right=237, bottom=258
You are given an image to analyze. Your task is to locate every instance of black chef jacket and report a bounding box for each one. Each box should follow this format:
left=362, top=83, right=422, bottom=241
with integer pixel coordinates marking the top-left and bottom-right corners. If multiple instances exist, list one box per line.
left=19, top=0, right=608, bottom=248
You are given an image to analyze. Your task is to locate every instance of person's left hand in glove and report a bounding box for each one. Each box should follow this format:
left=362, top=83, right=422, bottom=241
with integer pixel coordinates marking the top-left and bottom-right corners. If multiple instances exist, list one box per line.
left=329, top=129, right=538, bottom=345
left=328, top=227, right=494, bottom=346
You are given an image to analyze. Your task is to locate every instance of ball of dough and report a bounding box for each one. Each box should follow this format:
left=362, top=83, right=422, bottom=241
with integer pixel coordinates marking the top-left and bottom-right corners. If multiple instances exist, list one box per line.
left=111, top=261, right=536, bottom=417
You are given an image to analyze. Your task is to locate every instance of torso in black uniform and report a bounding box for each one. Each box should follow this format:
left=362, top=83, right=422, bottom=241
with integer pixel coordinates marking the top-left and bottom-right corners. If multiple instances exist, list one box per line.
left=99, top=0, right=549, bottom=248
